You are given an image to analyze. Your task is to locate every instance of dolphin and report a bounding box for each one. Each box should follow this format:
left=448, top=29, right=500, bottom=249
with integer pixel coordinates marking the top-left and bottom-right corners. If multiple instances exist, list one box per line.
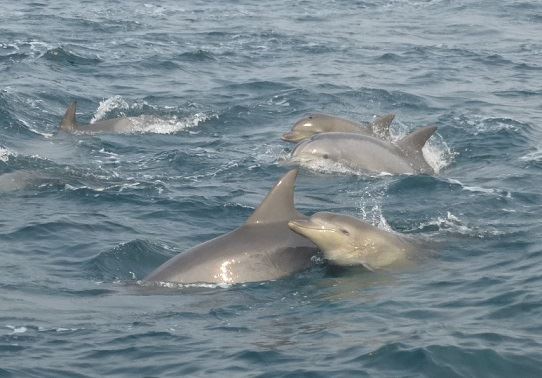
left=0, top=171, right=62, bottom=192
left=288, top=212, right=415, bottom=271
left=144, top=169, right=318, bottom=285
left=290, top=125, right=438, bottom=175
left=281, top=113, right=395, bottom=143
left=59, top=101, right=155, bottom=134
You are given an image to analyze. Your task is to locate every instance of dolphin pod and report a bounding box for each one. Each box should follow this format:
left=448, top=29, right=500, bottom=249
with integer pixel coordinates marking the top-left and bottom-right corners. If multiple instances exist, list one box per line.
left=54, top=102, right=439, bottom=284
left=59, top=101, right=158, bottom=134
left=290, top=125, right=437, bottom=175
left=281, top=113, right=395, bottom=143
left=144, top=169, right=318, bottom=285
left=288, top=212, right=416, bottom=271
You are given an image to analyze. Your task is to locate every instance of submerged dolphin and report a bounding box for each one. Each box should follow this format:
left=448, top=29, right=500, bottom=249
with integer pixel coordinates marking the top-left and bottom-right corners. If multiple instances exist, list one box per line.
left=0, top=171, right=62, bottom=192
left=144, top=169, right=318, bottom=285
left=281, top=113, right=395, bottom=143
left=288, top=212, right=415, bottom=271
left=290, top=125, right=438, bottom=175
left=59, top=101, right=154, bottom=134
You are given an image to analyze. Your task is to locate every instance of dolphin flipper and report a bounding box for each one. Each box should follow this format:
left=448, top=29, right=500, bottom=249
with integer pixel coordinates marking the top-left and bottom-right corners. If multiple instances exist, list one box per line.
left=370, top=113, right=395, bottom=139
left=246, top=169, right=305, bottom=224
left=60, top=101, right=77, bottom=132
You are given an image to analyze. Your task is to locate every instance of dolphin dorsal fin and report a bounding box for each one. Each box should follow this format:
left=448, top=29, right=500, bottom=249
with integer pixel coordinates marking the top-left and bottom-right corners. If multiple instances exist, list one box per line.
left=246, top=169, right=303, bottom=224
left=370, top=113, right=395, bottom=139
left=60, top=101, right=77, bottom=131
left=397, top=125, right=437, bottom=152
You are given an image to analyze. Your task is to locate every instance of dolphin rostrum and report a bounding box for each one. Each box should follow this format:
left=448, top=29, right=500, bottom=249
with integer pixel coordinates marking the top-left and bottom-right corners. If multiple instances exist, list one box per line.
left=144, top=169, right=318, bottom=285
left=288, top=212, right=415, bottom=271
left=282, top=113, right=395, bottom=143
left=290, top=125, right=438, bottom=175
left=59, top=101, right=156, bottom=134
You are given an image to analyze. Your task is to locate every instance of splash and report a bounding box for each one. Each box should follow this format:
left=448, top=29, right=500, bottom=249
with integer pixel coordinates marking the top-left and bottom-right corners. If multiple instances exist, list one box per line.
left=89, top=96, right=216, bottom=134
left=91, top=95, right=130, bottom=123
left=392, top=121, right=455, bottom=174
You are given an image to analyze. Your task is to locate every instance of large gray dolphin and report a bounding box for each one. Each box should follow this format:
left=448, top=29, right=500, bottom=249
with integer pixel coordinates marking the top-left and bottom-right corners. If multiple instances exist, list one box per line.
left=282, top=113, right=395, bottom=143
left=288, top=212, right=415, bottom=271
left=59, top=101, right=155, bottom=134
left=144, top=169, right=318, bottom=285
left=290, top=125, right=437, bottom=175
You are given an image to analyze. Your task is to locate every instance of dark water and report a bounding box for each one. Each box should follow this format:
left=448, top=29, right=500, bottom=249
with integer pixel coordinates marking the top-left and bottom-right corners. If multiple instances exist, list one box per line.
left=1, top=0, right=542, bottom=376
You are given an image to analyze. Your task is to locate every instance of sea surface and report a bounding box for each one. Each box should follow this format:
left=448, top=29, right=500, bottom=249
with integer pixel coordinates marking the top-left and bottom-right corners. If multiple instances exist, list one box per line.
left=1, top=0, right=542, bottom=377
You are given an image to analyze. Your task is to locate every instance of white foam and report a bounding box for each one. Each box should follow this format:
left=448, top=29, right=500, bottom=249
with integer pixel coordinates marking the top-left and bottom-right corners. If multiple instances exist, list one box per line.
left=520, top=144, right=542, bottom=162
left=0, top=146, right=15, bottom=162
left=6, top=325, right=27, bottom=334
left=447, top=178, right=511, bottom=198
left=91, top=96, right=130, bottom=123
left=418, top=212, right=504, bottom=238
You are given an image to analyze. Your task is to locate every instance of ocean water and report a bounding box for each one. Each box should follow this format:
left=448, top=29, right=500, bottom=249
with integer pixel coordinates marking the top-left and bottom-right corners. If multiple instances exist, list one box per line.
left=1, top=0, right=542, bottom=376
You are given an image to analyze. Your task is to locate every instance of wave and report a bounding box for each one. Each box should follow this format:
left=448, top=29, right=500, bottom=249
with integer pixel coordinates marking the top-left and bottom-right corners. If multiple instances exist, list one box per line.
left=41, top=46, right=102, bottom=66
left=359, top=342, right=541, bottom=377
left=83, top=239, right=171, bottom=282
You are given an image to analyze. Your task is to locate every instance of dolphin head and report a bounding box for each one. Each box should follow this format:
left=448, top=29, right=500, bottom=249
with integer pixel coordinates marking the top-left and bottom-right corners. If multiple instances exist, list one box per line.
left=290, top=134, right=337, bottom=164
left=288, top=212, right=395, bottom=269
left=282, top=114, right=332, bottom=143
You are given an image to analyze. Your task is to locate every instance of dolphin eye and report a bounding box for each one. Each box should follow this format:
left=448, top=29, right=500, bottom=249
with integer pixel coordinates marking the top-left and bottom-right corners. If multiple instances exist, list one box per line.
left=340, top=228, right=350, bottom=235
left=323, top=154, right=329, bottom=159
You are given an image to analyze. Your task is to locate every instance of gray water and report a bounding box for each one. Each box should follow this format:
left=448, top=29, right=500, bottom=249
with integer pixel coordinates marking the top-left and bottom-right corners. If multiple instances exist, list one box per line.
left=1, top=1, right=542, bottom=377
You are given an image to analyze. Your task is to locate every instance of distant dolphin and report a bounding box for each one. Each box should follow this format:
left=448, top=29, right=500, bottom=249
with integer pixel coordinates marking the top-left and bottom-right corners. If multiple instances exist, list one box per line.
left=0, top=171, right=61, bottom=192
left=290, top=125, right=437, bottom=175
left=288, top=212, right=415, bottom=271
left=59, top=101, right=154, bottom=134
left=144, top=169, right=318, bottom=285
left=281, top=113, right=395, bottom=143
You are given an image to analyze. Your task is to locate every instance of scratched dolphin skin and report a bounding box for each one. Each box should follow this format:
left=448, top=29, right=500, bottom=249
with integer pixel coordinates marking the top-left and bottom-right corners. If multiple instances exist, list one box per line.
left=282, top=113, right=395, bottom=143
left=144, top=169, right=318, bottom=285
left=291, top=125, right=437, bottom=175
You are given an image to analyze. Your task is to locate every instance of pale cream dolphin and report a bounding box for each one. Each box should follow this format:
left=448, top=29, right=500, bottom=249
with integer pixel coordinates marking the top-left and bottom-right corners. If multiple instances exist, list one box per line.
left=288, top=212, right=416, bottom=271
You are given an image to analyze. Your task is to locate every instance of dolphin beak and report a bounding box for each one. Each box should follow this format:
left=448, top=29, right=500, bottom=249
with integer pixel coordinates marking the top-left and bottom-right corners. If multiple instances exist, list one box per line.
left=288, top=218, right=329, bottom=233
left=288, top=219, right=314, bottom=237
left=281, top=131, right=304, bottom=143
left=288, top=219, right=312, bottom=229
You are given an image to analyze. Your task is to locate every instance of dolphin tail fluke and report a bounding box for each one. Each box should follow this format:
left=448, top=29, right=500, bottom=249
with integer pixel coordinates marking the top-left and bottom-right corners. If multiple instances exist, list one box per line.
left=370, top=113, right=395, bottom=139
left=246, top=169, right=304, bottom=224
left=60, top=101, right=77, bottom=132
